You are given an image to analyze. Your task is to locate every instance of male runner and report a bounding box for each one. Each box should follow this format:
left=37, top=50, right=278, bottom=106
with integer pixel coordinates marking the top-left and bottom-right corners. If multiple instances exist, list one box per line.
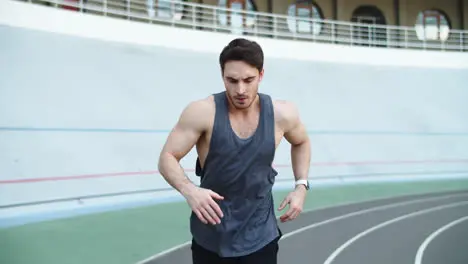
left=158, top=38, right=311, bottom=263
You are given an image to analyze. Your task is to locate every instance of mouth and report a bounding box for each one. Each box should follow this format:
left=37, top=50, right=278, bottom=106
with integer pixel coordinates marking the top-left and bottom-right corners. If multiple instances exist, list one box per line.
left=235, top=97, right=247, bottom=103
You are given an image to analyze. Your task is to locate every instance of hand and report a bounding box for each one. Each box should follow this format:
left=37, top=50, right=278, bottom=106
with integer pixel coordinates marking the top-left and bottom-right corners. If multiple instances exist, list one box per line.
left=183, top=186, right=224, bottom=225
left=278, top=186, right=307, bottom=223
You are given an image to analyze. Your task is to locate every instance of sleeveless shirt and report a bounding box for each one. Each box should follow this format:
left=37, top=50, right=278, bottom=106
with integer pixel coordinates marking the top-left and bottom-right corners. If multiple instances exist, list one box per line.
left=190, top=91, right=280, bottom=257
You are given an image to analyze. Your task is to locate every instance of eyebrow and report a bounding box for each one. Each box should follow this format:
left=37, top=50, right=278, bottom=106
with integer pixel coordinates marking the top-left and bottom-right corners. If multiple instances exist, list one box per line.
left=226, top=76, right=256, bottom=81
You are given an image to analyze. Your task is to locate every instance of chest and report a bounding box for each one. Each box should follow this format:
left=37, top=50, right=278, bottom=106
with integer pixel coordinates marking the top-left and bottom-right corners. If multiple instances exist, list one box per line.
left=227, top=115, right=285, bottom=148
left=227, top=115, right=283, bottom=150
left=228, top=114, right=260, bottom=139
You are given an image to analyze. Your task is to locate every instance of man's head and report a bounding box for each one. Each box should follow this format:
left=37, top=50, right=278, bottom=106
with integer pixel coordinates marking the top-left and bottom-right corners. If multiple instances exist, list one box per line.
left=219, top=38, right=264, bottom=110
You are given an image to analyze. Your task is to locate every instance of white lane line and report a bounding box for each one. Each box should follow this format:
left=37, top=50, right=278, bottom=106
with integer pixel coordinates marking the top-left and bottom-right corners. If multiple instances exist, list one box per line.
left=281, top=192, right=468, bottom=240
left=324, top=200, right=468, bottom=264
left=135, top=241, right=192, bottom=264
left=135, top=192, right=468, bottom=263
left=414, top=215, right=468, bottom=264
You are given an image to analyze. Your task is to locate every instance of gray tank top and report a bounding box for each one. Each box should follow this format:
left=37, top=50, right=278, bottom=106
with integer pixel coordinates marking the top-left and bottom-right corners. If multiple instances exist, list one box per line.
left=190, top=91, right=280, bottom=257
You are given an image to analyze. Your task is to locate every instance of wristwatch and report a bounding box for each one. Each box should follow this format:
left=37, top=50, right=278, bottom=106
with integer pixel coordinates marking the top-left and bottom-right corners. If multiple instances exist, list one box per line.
left=295, top=179, right=310, bottom=190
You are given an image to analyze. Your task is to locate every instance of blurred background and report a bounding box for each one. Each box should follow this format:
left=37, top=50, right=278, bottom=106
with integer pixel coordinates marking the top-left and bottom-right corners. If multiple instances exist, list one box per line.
left=1, top=0, right=468, bottom=263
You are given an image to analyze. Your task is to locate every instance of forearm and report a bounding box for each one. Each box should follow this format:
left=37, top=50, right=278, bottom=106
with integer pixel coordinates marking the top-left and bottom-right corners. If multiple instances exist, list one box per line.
left=291, top=139, right=311, bottom=182
left=158, top=152, right=197, bottom=197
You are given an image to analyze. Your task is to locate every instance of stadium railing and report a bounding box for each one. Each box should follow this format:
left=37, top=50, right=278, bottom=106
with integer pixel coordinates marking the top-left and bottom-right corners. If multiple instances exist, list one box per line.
left=14, top=0, right=468, bottom=52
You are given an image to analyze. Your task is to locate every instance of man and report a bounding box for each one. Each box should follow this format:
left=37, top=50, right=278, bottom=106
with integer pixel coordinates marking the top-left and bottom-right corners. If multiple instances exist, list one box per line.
left=158, top=38, right=311, bottom=263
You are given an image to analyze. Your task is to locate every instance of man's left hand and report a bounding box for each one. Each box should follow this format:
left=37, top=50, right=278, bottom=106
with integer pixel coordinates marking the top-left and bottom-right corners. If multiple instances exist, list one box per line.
left=278, top=185, right=307, bottom=223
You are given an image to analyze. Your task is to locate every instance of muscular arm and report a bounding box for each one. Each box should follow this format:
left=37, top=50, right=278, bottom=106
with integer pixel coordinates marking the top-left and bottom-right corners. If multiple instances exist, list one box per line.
left=158, top=100, right=208, bottom=196
left=158, top=98, right=224, bottom=225
left=279, top=101, right=311, bottom=184
left=276, top=101, right=311, bottom=222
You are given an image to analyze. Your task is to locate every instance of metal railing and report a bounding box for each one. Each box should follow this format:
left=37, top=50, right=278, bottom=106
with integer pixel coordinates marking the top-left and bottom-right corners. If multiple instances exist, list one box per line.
left=20, top=0, right=468, bottom=52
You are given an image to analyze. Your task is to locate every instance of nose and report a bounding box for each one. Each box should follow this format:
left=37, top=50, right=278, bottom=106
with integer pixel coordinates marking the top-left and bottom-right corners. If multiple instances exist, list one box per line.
left=236, top=83, right=247, bottom=95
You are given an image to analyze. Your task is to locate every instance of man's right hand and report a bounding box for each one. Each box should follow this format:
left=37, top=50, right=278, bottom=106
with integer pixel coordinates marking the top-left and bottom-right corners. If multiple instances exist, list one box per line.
left=183, top=185, right=224, bottom=225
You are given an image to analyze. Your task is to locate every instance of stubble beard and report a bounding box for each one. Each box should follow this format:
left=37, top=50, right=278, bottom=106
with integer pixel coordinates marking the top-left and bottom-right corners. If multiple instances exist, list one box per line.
left=229, top=94, right=257, bottom=110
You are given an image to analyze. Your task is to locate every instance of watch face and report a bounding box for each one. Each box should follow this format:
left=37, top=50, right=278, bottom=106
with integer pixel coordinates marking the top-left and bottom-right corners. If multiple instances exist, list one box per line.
left=296, top=180, right=310, bottom=190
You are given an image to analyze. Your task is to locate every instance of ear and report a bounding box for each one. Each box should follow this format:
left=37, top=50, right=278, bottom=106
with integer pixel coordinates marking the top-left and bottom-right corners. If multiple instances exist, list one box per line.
left=259, top=68, right=265, bottom=81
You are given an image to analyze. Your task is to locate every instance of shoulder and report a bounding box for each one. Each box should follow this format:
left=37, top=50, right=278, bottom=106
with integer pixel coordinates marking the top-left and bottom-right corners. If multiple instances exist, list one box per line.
left=272, top=99, right=301, bottom=132
left=183, top=95, right=215, bottom=115
left=177, top=95, right=215, bottom=131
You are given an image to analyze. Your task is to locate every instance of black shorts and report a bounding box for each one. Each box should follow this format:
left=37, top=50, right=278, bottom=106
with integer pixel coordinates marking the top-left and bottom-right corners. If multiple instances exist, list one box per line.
left=191, top=236, right=280, bottom=264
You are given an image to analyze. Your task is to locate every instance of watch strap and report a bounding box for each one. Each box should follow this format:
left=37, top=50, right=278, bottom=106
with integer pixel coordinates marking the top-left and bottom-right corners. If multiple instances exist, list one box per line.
left=295, top=179, right=309, bottom=190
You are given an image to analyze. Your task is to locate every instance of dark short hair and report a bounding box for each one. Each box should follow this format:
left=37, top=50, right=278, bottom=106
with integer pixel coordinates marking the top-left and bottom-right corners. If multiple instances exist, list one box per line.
left=219, top=38, right=264, bottom=74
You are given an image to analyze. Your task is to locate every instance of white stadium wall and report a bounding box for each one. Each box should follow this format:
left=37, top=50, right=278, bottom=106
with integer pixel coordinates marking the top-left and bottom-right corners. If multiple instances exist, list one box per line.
left=1, top=0, right=468, bottom=214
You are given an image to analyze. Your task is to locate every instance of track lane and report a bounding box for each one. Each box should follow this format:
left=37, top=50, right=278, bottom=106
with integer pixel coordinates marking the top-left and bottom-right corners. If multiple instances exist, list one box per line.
left=416, top=215, right=468, bottom=264
left=322, top=200, right=468, bottom=264
left=143, top=190, right=468, bottom=264
left=278, top=192, right=468, bottom=264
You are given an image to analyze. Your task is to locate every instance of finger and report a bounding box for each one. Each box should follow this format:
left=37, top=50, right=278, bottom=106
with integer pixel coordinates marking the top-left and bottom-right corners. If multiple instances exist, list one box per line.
left=194, top=209, right=208, bottom=224
left=280, top=215, right=291, bottom=223
left=204, top=203, right=221, bottom=224
left=200, top=207, right=217, bottom=225
left=280, top=207, right=294, bottom=222
left=282, top=212, right=296, bottom=222
left=209, top=190, right=224, bottom=200
left=285, top=206, right=302, bottom=222
left=209, top=199, right=224, bottom=218
left=278, top=197, right=290, bottom=211
left=290, top=209, right=300, bottom=220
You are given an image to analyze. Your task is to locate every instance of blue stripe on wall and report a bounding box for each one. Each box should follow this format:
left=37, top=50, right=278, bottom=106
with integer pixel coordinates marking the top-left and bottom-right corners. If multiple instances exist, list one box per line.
left=1, top=126, right=468, bottom=136
left=0, top=127, right=169, bottom=133
left=310, top=130, right=468, bottom=136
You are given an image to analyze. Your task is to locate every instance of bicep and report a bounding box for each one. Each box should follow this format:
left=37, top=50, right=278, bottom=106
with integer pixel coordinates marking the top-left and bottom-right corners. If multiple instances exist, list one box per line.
left=281, top=102, right=309, bottom=146
left=162, top=123, right=200, bottom=161
left=284, top=119, right=308, bottom=146
left=160, top=103, right=206, bottom=161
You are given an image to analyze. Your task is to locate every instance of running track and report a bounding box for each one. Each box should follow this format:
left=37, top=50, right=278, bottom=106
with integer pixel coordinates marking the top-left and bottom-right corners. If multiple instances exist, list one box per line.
left=140, top=190, right=468, bottom=264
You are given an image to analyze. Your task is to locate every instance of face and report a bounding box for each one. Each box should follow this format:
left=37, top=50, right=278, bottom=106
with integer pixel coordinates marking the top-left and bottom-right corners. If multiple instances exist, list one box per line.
left=222, top=60, right=264, bottom=110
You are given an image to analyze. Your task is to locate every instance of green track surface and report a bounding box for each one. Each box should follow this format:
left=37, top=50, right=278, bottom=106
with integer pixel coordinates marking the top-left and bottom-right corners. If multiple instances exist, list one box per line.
left=1, top=179, right=468, bottom=264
